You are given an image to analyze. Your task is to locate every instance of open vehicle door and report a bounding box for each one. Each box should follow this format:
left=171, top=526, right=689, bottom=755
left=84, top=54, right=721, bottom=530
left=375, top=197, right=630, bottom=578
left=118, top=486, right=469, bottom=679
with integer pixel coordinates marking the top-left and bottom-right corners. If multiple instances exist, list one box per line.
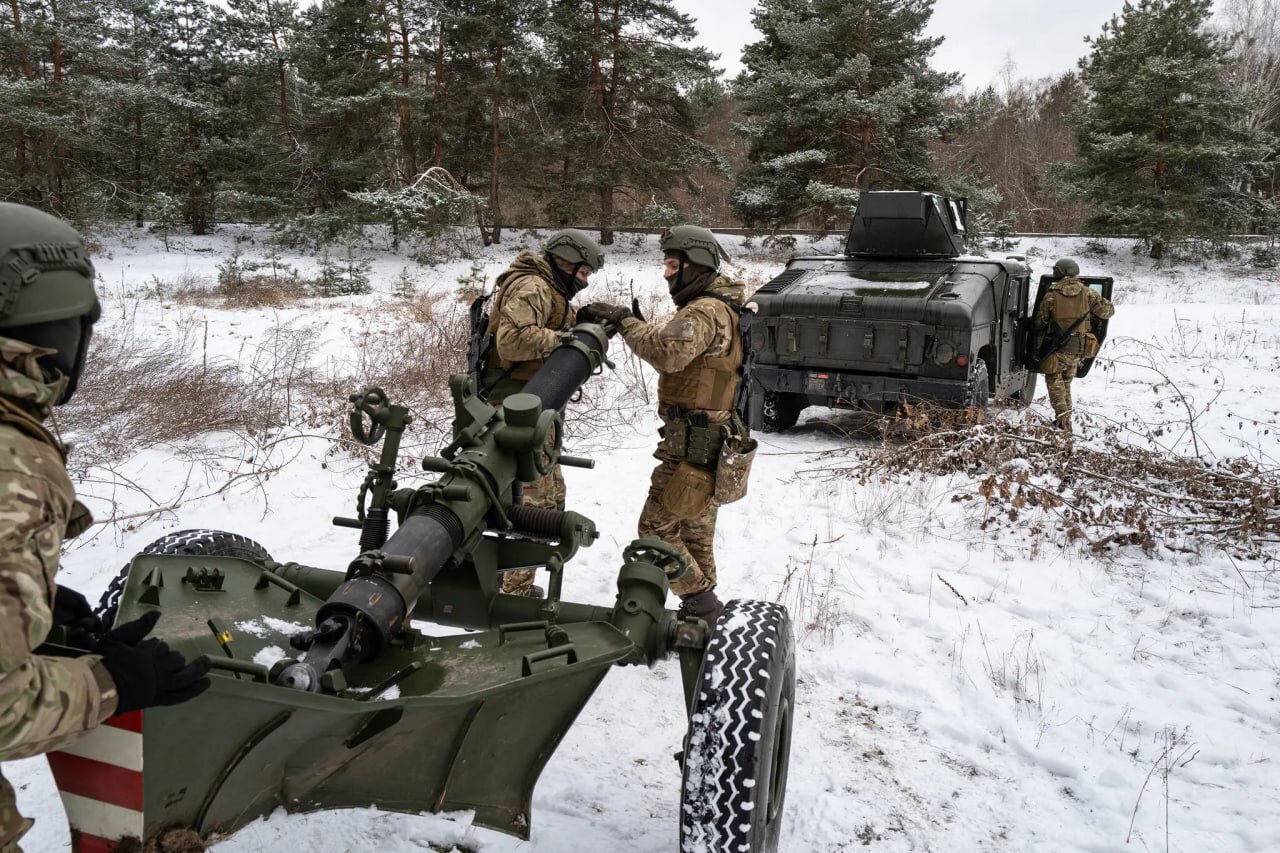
left=1027, top=275, right=1114, bottom=377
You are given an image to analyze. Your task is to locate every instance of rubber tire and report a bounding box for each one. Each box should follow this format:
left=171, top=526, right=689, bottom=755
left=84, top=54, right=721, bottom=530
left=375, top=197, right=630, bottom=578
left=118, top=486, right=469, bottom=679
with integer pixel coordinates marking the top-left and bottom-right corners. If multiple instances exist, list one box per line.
left=759, top=391, right=802, bottom=433
left=95, top=529, right=273, bottom=626
left=680, top=600, right=795, bottom=853
left=967, top=359, right=990, bottom=410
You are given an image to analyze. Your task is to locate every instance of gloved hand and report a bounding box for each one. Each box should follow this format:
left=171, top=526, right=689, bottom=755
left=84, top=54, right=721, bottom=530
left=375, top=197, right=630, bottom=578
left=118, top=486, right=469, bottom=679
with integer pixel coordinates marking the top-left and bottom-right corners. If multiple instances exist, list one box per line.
left=65, top=607, right=160, bottom=651
left=98, top=627, right=212, bottom=713
left=584, top=302, right=633, bottom=327
left=53, top=586, right=101, bottom=632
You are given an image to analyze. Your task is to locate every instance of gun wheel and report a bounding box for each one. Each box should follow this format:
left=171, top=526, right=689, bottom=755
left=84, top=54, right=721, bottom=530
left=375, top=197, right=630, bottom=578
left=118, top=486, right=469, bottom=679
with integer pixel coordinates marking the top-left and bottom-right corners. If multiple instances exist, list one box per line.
left=680, top=600, right=794, bottom=853
left=96, top=529, right=273, bottom=626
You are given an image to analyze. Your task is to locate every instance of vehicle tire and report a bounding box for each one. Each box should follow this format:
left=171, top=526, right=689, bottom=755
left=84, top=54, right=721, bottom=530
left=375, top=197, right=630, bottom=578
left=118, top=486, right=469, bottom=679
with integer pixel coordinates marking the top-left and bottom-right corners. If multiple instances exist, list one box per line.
left=95, top=529, right=273, bottom=626
left=760, top=391, right=802, bottom=433
left=680, top=600, right=795, bottom=853
left=967, top=359, right=990, bottom=410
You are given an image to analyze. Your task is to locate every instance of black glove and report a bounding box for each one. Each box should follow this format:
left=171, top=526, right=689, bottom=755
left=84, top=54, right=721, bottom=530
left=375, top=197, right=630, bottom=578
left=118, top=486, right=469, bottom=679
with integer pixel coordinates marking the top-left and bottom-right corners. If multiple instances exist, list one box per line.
left=585, top=301, right=633, bottom=327
left=65, top=608, right=160, bottom=651
left=53, top=586, right=101, bottom=632
left=631, top=297, right=645, bottom=323
left=98, top=633, right=212, bottom=714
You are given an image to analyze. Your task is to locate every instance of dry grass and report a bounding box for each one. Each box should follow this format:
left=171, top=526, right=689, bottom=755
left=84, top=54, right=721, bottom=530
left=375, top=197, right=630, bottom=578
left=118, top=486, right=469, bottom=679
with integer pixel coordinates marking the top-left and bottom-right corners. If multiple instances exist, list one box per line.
left=807, top=404, right=1280, bottom=562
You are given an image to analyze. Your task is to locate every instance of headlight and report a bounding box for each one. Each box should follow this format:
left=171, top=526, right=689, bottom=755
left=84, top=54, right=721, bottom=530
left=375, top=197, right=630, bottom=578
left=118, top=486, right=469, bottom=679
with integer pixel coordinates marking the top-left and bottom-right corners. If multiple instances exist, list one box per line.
left=934, top=341, right=955, bottom=365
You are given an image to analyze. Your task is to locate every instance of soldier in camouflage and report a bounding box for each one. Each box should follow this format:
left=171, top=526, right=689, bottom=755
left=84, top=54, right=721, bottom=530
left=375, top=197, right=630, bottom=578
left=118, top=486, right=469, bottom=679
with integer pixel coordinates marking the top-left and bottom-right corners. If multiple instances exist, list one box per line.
left=586, top=225, right=748, bottom=625
left=480, top=229, right=604, bottom=597
left=1033, top=258, right=1115, bottom=434
left=0, top=204, right=211, bottom=850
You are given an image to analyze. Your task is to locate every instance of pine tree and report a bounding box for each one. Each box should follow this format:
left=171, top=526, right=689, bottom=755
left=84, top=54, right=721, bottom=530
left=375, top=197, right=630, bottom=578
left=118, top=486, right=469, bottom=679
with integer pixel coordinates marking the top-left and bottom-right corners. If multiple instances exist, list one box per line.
left=538, top=0, right=720, bottom=243
left=1062, top=0, right=1275, bottom=255
left=732, top=0, right=959, bottom=227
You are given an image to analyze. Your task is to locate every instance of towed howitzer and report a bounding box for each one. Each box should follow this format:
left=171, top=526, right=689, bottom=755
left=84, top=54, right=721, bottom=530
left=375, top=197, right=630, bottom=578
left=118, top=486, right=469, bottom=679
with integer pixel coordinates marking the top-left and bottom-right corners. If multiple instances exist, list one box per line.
left=277, top=324, right=616, bottom=692
left=56, top=322, right=795, bottom=852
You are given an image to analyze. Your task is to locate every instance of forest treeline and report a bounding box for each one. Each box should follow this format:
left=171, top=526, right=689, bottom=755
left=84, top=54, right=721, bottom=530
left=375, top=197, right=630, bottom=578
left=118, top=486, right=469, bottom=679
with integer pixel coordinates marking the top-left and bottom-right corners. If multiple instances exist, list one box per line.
left=1, top=0, right=1277, bottom=253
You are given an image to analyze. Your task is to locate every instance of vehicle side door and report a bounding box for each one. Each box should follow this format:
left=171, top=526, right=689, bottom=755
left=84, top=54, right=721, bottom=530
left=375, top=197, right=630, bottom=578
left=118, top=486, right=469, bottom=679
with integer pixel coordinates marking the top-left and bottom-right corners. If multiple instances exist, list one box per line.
left=1028, top=275, right=1114, bottom=376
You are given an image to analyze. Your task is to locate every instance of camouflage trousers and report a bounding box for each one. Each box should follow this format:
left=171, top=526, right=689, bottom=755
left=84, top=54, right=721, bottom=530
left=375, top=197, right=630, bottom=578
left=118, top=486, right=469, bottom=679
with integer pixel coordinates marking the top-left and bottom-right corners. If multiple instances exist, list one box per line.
left=0, top=769, right=32, bottom=851
left=501, top=464, right=565, bottom=595
left=1040, top=352, right=1081, bottom=432
left=637, top=460, right=719, bottom=599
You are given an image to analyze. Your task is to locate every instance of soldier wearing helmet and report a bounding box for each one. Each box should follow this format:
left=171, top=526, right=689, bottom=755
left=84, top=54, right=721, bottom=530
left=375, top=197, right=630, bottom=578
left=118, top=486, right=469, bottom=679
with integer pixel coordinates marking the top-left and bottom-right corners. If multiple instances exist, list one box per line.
left=478, top=228, right=604, bottom=597
left=585, top=225, right=751, bottom=625
left=1032, top=257, right=1115, bottom=434
left=0, top=204, right=211, bottom=848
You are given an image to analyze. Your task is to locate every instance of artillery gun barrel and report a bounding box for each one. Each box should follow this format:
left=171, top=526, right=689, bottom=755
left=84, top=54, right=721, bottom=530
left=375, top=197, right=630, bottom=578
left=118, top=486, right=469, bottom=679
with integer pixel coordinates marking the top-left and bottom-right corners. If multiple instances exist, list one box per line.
left=278, top=325, right=610, bottom=691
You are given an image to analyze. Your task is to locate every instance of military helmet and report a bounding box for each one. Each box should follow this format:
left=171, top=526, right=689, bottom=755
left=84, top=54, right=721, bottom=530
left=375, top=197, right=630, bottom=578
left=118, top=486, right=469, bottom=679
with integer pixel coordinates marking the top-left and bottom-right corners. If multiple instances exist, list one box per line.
left=660, top=224, right=729, bottom=271
left=545, top=229, right=605, bottom=272
left=1053, top=258, right=1080, bottom=279
left=0, top=203, right=101, bottom=403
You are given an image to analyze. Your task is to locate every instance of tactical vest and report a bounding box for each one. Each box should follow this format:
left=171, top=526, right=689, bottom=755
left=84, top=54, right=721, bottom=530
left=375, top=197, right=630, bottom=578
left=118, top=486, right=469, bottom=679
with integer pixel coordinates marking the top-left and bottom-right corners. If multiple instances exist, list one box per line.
left=657, top=298, right=743, bottom=413
left=1044, top=281, right=1093, bottom=357
left=484, top=270, right=570, bottom=384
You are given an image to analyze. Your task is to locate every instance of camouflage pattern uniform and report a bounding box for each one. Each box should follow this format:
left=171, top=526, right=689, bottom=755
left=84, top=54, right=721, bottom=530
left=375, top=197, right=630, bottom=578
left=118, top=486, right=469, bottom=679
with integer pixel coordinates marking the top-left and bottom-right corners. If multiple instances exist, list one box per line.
left=0, top=338, right=117, bottom=850
left=1033, top=276, right=1115, bottom=433
left=619, top=274, right=745, bottom=598
left=482, top=252, right=572, bottom=594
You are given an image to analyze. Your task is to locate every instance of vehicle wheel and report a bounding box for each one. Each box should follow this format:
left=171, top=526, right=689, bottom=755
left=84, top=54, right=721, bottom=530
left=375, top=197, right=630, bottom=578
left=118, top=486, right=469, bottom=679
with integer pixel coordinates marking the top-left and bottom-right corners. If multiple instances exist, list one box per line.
left=680, top=600, right=795, bottom=853
left=967, top=359, right=990, bottom=410
left=96, top=529, right=273, bottom=626
left=760, top=391, right=802, bottom=433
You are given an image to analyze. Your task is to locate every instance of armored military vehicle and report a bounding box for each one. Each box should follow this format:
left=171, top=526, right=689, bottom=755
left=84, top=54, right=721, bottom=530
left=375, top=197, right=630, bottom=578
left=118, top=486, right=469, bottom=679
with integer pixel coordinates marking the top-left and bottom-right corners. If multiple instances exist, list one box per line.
left=747, top=190, right=1039, bottom=432
left=46, top=325, right=794, bottom=853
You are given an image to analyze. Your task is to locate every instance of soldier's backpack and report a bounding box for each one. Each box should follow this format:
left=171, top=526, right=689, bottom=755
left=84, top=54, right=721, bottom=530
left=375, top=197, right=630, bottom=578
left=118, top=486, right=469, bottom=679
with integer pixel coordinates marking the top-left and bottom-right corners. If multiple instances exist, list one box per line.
left=692, top=293, right=757, bottom=423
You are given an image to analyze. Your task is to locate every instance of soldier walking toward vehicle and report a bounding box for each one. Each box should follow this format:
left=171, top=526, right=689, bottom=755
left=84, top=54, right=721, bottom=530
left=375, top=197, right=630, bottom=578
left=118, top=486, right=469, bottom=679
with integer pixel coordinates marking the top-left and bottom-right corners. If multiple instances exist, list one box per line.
left=585, top=226, right=756, bottom=626
left=476, top=229, right=604, bottom=597
left=1033, top=258, right=1115, bottom=434
left=0, top=204, right=211, bottom=849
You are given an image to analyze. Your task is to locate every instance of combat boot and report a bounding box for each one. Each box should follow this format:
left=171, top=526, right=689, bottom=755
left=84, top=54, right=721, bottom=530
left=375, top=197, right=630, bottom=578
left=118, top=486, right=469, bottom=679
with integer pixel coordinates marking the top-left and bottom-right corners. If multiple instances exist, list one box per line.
left=679, top=589, right=724, bottom=626
left=1055, top=413, right=1072, bottom=435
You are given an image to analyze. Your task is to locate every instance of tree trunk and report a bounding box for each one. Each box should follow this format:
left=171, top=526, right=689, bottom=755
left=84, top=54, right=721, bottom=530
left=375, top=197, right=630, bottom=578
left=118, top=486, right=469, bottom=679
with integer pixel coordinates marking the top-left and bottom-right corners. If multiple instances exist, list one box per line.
left=489, top=9, right=504, bottom=245
left=9, top=0, right=34, bottom=195
left=432, top=20, right=445, bottom=166
left=394, top=0, right=415, bottom=177
left=48, top=0, right=65, bottom=211
left=599, top=186, right=614, bottom=245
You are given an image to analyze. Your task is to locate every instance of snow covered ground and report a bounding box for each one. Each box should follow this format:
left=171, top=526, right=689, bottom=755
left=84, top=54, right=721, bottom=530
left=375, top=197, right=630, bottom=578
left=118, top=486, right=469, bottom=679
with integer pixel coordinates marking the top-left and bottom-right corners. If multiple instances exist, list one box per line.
left=8, top=226, right=1280, bottom=852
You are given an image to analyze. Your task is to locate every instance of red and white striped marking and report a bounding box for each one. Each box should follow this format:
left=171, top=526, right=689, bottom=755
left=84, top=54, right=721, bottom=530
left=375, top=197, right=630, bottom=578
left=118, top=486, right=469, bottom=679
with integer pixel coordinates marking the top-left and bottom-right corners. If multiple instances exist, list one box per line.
left=48, top=711, right=144, bottom=853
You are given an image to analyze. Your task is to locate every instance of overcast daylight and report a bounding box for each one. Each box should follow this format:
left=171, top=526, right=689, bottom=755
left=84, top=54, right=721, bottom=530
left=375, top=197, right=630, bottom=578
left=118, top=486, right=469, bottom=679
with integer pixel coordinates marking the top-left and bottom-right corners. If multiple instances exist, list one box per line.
left=674, top=0, right=1224, bottom=89
left=3, top=0, right=1278, bottom=851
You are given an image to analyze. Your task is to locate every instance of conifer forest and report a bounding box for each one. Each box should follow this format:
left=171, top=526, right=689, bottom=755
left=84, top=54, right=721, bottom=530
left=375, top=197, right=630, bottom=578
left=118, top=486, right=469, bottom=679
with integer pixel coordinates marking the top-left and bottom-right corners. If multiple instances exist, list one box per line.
left=1, top=0, right=1277, bottom=252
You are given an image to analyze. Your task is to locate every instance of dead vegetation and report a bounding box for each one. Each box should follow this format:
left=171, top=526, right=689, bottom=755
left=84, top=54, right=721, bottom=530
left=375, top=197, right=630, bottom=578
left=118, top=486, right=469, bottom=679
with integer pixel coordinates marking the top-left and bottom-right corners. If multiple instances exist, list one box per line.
left=807, top=404, right=1280, bottom=563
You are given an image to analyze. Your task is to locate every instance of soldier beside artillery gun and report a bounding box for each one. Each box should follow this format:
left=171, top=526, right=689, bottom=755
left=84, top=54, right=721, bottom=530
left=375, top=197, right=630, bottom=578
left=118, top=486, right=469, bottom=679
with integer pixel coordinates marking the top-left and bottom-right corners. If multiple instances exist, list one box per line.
left=0, top=207, right=792, bottom=852
left=0, top=193, right=1113, bottom=851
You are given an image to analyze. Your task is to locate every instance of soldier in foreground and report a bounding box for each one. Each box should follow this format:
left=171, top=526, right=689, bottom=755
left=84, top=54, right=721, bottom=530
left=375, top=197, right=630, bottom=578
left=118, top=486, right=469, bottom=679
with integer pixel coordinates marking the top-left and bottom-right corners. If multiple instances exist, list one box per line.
left=474, top=229, right=604, bottom=597
left=0, top=204, right=211, bottom=849
left=1033, top=257, right=1115, bottom=434
left=586, top=226, right=755, bottom=625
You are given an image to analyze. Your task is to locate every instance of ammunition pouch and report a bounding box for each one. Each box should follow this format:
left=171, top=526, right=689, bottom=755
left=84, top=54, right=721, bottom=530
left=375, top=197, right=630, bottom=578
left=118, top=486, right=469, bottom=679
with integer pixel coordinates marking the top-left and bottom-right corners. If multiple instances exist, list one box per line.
left=713, top=416, right=757, bottom=506
left=659, top=407, right=728, bottom=468
left=1083, top=331, right=1100, bottom=360
left=659, top=461, right=716, bottom=519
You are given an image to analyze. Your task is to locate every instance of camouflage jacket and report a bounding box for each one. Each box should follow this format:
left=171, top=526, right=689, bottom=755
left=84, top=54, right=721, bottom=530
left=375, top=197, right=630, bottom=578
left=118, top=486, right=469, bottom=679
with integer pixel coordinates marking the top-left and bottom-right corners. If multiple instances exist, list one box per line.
left=0, top=337, right=116, bottom=763
left=485, top=253, right=573, bottom=392
left=619, top=275, right=745, bottom=423
left=1032, top=277, right=1115, bottom=357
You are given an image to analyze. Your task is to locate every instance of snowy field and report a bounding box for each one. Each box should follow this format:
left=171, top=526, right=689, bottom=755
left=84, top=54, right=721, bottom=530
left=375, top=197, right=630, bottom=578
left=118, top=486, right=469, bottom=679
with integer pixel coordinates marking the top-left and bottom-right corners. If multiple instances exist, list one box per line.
left=9, top=225, right=1280, bottom=852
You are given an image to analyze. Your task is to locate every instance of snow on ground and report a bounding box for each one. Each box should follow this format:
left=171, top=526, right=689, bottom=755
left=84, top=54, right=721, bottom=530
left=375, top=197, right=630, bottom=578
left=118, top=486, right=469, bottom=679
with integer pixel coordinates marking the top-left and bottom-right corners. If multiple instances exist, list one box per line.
left=8, top=226, right=1280, bottom=852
